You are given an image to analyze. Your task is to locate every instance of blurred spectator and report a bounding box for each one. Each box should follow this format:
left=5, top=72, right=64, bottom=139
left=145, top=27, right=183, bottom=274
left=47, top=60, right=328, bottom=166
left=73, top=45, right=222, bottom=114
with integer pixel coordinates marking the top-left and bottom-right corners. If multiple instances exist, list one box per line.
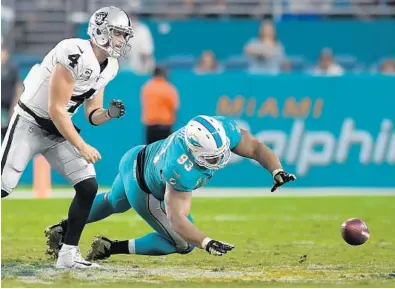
left=311, top=48, right=344, bottom=76
left=243, top=20, right=285, bottom=73
left=185, top=0, right=228, bottom=14
left=208, top=0, right=228, bottom=14
left=380, top=59, right=395, bottom=75
left=126, top=14, right=155, bottom=75
left=1, top=4, right=15, bottom=49
left=281, top=60, right=293, bottom=73
left=288, top=0, right=332, bottom=13
left=194, top=50, right=223, bottom=74
left=141, top=67, right=179, bottom=144
left=1, top=43, right=22, bottom=141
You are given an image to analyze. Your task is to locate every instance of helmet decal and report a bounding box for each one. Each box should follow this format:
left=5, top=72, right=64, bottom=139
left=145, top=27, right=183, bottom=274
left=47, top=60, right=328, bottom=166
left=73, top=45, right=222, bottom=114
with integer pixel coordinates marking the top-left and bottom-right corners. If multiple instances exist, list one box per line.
left=187, top=135, right=203, bottom=148
left=95, top=12, right=108, bottom=25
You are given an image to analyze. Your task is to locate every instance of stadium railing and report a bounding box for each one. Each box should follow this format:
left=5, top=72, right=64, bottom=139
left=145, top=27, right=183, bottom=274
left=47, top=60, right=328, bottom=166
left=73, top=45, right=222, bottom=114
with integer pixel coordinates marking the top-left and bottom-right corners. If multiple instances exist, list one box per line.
left=85, top=0, right=395, bottom=17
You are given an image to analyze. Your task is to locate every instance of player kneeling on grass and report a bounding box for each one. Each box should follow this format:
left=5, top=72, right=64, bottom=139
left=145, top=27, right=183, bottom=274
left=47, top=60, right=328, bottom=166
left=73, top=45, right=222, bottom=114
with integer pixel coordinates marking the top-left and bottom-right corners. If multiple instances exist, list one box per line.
left=45, top=115, right=296, bottom=260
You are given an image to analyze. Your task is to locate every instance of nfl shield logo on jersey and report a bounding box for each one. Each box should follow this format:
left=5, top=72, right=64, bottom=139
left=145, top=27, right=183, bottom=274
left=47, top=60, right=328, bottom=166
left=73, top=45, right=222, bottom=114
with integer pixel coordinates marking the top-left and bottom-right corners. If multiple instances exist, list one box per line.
left=82, top=69, right=93, bottom=80
left=95, top=12, right=108, bottom=25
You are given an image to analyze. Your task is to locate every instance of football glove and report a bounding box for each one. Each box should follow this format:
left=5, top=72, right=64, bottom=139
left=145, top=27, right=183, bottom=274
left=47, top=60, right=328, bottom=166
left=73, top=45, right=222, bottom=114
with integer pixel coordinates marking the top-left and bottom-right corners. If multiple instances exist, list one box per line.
left=271, top=169, right=297, bottom=192
left=107, top=99, right=125, bottom=118
left=202, top=238, right=235, bottom=256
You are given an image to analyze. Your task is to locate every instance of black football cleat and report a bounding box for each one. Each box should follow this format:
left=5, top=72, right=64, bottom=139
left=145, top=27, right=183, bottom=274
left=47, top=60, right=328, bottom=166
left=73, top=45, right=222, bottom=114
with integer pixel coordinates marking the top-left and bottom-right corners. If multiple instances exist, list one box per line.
left=44, top=219, right=68, bottom=259
left=86, top=236, right=112, bottom=261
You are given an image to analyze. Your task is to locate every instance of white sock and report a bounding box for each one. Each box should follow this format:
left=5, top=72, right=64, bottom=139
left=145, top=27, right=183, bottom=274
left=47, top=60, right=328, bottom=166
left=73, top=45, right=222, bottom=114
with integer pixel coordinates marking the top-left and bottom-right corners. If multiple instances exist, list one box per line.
left=61, top=244, right=77, bottom=250
left=128, top=239, right=136, bottom=254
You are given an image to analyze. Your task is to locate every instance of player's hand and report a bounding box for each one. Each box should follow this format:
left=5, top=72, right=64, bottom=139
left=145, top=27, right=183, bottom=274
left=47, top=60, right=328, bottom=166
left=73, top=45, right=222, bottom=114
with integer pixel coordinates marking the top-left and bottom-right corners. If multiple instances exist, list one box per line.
left=202, top=238, right=234, bottom=256
left=107, top=99, right=125, bottom=118
left=78, top=143, right=101, bottom=164
left=271, top=169, right=296, bottom=192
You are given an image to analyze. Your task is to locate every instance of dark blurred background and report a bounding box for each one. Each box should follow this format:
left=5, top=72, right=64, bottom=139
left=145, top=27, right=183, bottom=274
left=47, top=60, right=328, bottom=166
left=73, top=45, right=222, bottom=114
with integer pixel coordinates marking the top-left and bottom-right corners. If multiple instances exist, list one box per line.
left=2, top=0, right=394, bottom=190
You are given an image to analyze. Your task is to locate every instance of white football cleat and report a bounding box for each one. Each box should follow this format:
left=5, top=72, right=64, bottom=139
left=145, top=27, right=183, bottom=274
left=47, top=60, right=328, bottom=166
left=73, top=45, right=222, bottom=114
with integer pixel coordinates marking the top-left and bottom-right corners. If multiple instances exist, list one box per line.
left=56, top=244, right=100, bottom=269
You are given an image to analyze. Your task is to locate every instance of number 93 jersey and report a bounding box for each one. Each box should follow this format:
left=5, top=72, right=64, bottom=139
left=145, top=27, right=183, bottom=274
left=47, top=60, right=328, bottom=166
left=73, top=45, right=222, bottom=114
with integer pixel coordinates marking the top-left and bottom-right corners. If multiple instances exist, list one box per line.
left=16, top=38, right=119, bottom=121
left=144, top=116, right=242, bottom=200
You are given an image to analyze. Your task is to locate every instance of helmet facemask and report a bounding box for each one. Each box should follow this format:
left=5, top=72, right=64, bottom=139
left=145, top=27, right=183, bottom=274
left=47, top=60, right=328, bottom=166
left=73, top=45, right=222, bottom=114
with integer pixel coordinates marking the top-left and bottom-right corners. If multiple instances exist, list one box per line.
left=187, top=136, right=232, bottom=170
left=107, top=25, right=133, bottom=58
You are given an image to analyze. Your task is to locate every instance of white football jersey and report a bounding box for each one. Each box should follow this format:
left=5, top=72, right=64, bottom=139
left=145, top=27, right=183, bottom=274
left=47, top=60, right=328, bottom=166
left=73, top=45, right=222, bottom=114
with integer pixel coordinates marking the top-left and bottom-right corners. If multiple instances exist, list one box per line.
left=17, top=38, right=119, bottom=121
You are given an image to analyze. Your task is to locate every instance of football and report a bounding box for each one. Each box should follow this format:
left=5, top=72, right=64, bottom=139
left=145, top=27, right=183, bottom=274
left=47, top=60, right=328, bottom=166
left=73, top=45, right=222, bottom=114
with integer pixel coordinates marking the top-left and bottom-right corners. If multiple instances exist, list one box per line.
left=341, top=218, right=370, bottom=246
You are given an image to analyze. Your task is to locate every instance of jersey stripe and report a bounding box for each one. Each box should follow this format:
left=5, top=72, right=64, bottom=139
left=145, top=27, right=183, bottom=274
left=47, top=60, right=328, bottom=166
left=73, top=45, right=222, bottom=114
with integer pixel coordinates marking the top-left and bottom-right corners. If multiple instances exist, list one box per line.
left=1, top=115, right=20, bottom=173
left=194, top=116, right=223, bottom=148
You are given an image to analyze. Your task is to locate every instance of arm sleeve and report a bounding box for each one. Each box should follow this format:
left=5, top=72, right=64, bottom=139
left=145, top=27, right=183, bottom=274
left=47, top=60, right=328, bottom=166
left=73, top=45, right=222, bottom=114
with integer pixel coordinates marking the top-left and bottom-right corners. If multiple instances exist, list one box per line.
left=53, top=40, right=84, bottom=80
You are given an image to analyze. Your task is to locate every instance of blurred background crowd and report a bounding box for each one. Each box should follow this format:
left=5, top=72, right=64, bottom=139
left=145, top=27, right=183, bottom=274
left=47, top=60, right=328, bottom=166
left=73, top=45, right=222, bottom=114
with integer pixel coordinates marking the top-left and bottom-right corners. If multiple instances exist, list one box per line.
left=1, top=0, right=394, bottom=189
left=2, top=0, right=395, bottom=77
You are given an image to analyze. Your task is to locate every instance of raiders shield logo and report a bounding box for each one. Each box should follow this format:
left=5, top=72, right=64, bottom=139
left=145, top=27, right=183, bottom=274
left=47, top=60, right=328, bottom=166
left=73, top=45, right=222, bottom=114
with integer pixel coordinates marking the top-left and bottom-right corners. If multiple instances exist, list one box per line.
left=95, top=12, right=108, bottom=25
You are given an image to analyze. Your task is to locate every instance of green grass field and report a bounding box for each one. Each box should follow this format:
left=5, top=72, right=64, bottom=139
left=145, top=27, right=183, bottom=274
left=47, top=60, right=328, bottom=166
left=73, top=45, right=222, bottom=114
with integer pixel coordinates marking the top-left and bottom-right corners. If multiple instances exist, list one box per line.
left=2, top=196, right=395, bottom=287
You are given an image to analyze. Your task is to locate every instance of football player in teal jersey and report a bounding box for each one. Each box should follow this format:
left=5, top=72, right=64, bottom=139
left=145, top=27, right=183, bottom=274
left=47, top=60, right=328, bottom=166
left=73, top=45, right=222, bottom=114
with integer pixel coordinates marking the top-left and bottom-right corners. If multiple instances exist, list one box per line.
left=45, top=115, right=296, bottom=260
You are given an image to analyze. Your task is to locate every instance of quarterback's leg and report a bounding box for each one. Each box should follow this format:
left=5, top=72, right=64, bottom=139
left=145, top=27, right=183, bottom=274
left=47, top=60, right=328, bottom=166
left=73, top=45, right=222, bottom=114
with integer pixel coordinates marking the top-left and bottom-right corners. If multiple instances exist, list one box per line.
left=45, top=172, right=130, bottom=257
left=1, top=115, right=41, bottom=198
left=87, top=173, right=130, bottom=222
left=43, top=140, right=100, bottom=268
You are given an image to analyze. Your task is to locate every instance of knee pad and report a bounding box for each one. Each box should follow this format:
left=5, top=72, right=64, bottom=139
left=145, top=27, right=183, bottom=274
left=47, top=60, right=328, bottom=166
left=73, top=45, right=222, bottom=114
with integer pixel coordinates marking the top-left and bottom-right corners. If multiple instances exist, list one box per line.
left=178, top=244, right=195, bottom=255
left=74, top=177, right=98, bottom=202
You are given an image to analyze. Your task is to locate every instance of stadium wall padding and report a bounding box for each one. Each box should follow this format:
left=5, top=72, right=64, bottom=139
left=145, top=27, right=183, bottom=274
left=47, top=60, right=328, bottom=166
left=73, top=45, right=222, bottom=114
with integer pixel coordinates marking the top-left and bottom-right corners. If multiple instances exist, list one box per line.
left=18, top=72, right=395, bottom=188
left=76, top=19, right=395, bottom=63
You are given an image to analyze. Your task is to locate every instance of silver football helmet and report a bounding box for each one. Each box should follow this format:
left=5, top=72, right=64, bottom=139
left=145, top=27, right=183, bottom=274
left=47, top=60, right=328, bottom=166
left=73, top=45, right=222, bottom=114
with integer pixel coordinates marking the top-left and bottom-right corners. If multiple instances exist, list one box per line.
left=87, top=6, right=134, bottom=58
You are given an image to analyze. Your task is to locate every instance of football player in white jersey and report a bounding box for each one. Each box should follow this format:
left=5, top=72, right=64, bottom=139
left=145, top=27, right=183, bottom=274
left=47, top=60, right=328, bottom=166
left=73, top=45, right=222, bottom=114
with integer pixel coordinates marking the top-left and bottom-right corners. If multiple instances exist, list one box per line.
left=1, top=6, right=133, bottom=269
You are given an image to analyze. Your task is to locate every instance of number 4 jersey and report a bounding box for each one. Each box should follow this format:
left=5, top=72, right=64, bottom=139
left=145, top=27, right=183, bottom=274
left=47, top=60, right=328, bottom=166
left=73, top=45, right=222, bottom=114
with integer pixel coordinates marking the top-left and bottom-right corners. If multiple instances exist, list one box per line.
left=144, top=116, right=242, bottom=200
left=16, top=38, right=119, bottom=121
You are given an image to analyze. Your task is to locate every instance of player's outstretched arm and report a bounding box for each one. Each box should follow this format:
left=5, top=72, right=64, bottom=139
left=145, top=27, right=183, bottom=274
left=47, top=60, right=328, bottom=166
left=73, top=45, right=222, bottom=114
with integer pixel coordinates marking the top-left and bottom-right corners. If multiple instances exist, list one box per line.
left=164, top=183, right=234, bottom=256
left=85, top=88, right=125, bottom=126
left=48, top=64, right=101, bottom=164
left=232, top=129, right=296, bottom=191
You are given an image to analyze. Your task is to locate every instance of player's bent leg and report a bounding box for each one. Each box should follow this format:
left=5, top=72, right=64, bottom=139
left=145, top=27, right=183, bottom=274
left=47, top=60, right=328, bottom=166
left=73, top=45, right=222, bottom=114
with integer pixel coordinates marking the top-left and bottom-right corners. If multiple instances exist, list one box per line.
left=1, top=115, right=42, bottom=198
left=134, top=193, right=194, bottom=253
left=44, top=177, right=98, bottom=263
left=87, top=145, right=195, bottom=260
left=43, top=141, right=99, bottom=268
left=127, top=190, right=195, bottom=256
left=44, top=157, right=129, bottom=260
left=86, top=232, right=194, bottom=261
left=55, top=177, right=100, bottom=269
left=134, top=232, right=194, bottom=255
left=45, top=173, right=129, bottom=257
left=121, top=146, right=195, bottom=256
left=87, top=173, right=130, bottom=223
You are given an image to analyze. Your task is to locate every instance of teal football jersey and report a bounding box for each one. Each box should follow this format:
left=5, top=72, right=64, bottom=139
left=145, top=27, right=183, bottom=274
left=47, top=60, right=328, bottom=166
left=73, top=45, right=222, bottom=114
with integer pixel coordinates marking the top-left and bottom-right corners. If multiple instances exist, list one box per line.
left=144, top=116, right=242, bottom=200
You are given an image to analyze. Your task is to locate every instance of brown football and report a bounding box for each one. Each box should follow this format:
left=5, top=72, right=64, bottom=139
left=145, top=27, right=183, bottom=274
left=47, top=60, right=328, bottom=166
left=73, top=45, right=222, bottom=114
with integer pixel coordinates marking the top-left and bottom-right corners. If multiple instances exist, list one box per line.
left=341, top=218, right=370, bottom=246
